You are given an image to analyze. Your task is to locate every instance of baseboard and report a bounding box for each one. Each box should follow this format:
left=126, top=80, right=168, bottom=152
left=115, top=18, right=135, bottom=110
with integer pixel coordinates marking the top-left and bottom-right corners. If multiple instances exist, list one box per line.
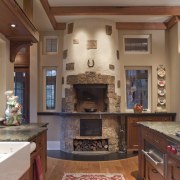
left=47, top=141, right=60, bottom=150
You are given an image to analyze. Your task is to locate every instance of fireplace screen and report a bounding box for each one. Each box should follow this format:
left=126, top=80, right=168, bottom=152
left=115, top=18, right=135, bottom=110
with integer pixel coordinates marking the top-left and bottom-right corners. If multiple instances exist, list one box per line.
left=80, top=119, right=102, bottom=136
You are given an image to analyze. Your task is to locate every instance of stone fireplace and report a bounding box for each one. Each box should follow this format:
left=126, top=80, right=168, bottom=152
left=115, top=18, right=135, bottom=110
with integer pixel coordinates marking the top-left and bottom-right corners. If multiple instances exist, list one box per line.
left=62, top=72, right=121, bottom=112
left=60, top=19, right=121, bottom=153
left=74, top=84, right=107, bottom=112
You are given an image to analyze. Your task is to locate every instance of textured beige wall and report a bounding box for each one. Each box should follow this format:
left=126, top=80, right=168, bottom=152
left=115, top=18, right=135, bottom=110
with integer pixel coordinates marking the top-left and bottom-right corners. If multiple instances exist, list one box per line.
left=37, top=21, right=179, bottom=144
left=38, top=31, right=64, bottom=112
left=62, top=19, right=120, bottom=97
left=168, top=23, right=180, bottom=121
left=0, top=33, right=14, bottom=117
left=118, top=30, right=170, bottom=112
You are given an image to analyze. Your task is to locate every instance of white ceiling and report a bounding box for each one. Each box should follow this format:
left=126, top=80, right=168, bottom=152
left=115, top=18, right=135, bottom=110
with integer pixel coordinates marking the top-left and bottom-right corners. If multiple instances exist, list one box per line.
left=33, top=0, right=180, bottom=31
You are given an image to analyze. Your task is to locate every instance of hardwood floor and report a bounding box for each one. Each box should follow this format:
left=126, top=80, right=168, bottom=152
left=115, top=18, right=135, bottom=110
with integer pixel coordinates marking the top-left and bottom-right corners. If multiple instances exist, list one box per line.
left=45, top=156, right=138, bottom=180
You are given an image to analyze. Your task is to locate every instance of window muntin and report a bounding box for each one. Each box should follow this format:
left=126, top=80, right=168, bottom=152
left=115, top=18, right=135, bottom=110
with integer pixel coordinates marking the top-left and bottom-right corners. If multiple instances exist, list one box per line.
left=43, top=36, right=58, bottom=54
left=45, top=69, right=56, bottom=110
left=125, top=67, right=151, bottom=111
left=123, top=35, right=151, bottom=54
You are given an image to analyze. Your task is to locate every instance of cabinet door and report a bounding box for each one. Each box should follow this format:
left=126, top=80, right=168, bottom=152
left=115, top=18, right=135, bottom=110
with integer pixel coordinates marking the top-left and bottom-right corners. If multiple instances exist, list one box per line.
left=127, top=117, right=142, bottom=150
left=145, top=160, right=164, bottom=180
left=168, top=159, right=180, bottom=180
left=127, top=115, right=173, bottom=151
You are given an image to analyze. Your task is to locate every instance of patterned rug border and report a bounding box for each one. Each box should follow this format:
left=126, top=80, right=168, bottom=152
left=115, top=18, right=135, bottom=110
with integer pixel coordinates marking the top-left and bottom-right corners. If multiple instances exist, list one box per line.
left=62, top=173, right=125, bottom=180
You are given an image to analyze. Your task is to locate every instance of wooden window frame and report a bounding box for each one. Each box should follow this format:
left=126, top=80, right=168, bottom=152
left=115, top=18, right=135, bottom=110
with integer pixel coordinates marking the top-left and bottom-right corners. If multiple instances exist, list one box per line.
left=123, top=35, right=151, bottom=54
left=43, top=67, right=57, bottom=112
left=124, top=66, right=152, bottom=112
left=43, top=36, right=59, bottom=55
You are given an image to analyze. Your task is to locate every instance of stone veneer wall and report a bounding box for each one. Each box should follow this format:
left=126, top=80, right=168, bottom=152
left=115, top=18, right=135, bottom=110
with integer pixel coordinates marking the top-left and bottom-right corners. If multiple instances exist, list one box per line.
left=62, top=71, right=121, bottom=112
left=59, top=115, right=120, bottom=153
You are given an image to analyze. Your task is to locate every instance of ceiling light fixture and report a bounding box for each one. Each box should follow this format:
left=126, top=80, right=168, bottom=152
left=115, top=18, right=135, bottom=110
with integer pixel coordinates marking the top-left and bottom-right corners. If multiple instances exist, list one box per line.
left=11, top=24, right=16, bottom=28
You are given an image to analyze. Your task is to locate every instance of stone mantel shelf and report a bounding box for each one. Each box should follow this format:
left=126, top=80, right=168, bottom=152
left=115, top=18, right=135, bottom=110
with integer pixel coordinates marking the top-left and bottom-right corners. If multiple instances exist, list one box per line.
left=37, top=112, right=176, bottom=117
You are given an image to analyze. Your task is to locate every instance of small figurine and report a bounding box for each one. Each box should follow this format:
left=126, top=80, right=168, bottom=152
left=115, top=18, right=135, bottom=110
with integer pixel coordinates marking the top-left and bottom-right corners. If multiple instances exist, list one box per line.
left=4, top=90, right=22, bottom=125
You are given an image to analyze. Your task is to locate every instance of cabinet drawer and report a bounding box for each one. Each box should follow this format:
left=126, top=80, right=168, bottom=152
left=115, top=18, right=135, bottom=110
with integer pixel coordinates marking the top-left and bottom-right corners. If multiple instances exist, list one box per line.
left=142, top=128, right=167, bottom=151
left=145, top=160, right=164, bottom=180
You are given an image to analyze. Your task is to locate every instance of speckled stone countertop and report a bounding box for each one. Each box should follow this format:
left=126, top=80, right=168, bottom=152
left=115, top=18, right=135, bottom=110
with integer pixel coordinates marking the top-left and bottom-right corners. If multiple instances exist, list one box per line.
left=137, top=121, right=180, bottom=142
left=0, top=123, right=48, bottom=141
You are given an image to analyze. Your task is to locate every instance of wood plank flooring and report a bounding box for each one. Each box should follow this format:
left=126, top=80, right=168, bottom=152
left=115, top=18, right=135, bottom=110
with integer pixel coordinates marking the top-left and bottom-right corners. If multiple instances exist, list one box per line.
left=45, top=156, right=138, bottom=180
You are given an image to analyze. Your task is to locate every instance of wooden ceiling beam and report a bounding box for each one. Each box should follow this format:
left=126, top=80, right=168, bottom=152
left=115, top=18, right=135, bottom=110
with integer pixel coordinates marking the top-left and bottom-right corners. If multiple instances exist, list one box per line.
left=165, top=16, right=180, bottom=29
left=116, top=22, right=167, bottom=30
left=50, top=6, right=180, bottom=16
left=56, top=23, right=66, bottom=30
left=40, top=0, right=58, bottom=29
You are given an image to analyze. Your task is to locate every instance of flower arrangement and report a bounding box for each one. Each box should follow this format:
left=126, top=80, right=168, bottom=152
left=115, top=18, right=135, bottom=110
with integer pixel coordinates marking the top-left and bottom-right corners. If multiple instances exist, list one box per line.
left=4, top=90, right=22, bottom=126
left=133, top=103, right=143, bottom=113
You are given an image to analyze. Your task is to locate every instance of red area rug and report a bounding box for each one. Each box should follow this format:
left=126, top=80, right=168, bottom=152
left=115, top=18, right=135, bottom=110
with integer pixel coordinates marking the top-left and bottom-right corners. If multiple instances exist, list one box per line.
left=62, top=173, right=125, bottom=180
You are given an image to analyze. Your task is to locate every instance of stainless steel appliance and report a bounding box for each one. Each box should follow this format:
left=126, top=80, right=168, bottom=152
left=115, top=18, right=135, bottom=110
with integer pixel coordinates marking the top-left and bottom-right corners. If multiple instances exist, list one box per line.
left=142, top=142, right=167, bottom=178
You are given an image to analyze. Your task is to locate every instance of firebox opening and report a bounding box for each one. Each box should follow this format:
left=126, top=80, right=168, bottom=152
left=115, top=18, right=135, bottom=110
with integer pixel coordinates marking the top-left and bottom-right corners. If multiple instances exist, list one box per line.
left=74, top=84, right=107, bottom=112
left=80, top=119, right=102, bottom=136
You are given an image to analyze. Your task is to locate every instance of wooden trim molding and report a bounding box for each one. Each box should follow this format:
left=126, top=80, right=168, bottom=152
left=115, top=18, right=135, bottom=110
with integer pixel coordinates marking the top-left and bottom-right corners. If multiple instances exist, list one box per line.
left=39, top=2, right=180, bottom=30
left=116, top=22, right=167, bottom=30
left=40, top=0, right=66, bottom=30
left=50, top=6, right=180, bottom=16
left=10, top=41, right=32, bottom=63
left=165, top=16, right=180, bottom=29
left=2, top=0, right=39, bottom=42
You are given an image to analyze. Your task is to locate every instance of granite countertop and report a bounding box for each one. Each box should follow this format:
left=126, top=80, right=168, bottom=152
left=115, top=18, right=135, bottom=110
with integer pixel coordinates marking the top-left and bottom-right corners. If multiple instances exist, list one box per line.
left=137, top=121, right=180, bottom=141
left=0, top=123, right=48, bottom=141
left=37, top=111, right=176, bottom=116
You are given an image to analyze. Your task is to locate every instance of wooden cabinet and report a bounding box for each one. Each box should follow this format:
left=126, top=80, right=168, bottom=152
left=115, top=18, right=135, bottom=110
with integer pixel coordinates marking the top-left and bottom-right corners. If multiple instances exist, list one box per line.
left=145, top=160, right=164, bottom=180
left=127, top=114, right=174, bottom=151
left=168, top=158, right=180, bottom=180
left=29, top=130, right=47, bottom=180
left=138, top=122, right=180, bottom=180
left=19, top=130, right=47, bottom=180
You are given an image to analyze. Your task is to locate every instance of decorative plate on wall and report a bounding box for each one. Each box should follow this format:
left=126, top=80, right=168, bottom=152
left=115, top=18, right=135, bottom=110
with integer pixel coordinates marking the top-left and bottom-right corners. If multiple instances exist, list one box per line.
left=157, top=68, right=166, bottom=77
left=158, top=80, right=166, bottom=87
left=158, top=89, right=166, bottom=96
left=158, top=97, right=166, bottom=105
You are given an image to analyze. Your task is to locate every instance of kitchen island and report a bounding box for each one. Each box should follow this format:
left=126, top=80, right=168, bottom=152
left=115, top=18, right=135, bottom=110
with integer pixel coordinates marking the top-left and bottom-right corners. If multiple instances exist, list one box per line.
left=0, top=123, right=48, bottom=180
left=138, top=121, right=180, bottom=180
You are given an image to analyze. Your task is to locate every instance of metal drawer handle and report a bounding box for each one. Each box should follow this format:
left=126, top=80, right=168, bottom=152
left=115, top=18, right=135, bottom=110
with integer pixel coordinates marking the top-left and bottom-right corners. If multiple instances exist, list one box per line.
left=142, top=150, right=163, bottom=165
left=152, top=168, right=158, bottom=173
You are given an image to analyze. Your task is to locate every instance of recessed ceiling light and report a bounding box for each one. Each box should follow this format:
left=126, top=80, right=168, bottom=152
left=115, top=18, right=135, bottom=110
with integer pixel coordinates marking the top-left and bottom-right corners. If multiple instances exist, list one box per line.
left=11, top=24, right=16, bottom=28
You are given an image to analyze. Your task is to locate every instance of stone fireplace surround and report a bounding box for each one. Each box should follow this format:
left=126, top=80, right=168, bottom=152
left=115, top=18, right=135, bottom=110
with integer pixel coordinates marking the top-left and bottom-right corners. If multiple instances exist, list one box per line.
left=62, top=72, right=121, bottom=113
left=60, top=72, right=121, bottom=153
left=59, top=114, right=121, bottom=153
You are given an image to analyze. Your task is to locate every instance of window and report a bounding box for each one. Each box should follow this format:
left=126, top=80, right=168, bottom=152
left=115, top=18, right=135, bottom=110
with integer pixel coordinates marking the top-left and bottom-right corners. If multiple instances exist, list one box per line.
left=125, top=67, right=151, bottom=111
left=123, top=35, right=151, bottom=54
left=14, top=68, right=29, bottom=123
left=44, top=68, right=57, bottom=110
left=43, top=36, right=58, bottom=54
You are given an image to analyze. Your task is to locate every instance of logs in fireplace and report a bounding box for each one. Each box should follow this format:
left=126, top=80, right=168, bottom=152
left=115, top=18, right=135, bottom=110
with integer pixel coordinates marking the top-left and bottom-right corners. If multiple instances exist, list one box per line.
left=73, top=139, right=108, bottom=151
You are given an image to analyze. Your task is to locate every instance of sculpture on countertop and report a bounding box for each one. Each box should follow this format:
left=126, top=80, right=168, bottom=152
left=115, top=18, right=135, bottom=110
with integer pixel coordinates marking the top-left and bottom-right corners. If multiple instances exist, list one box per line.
left=4, top=90, right=22, bottom=126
